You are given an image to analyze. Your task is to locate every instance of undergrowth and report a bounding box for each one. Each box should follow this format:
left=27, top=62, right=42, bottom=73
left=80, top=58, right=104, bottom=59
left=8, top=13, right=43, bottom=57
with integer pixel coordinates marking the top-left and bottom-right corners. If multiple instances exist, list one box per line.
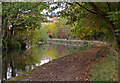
left=92, top=46, right=118, bottom=81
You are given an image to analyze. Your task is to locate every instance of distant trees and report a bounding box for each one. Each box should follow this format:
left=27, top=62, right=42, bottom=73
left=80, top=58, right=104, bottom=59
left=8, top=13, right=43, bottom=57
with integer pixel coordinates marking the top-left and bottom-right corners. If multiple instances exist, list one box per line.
left=43, top=18, right=72, bottom=39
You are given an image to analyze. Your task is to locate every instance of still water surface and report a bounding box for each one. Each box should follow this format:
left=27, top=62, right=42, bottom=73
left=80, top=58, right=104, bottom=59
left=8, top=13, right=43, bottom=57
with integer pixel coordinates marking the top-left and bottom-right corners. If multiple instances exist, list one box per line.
left=2, top=43, right=89, bottom=81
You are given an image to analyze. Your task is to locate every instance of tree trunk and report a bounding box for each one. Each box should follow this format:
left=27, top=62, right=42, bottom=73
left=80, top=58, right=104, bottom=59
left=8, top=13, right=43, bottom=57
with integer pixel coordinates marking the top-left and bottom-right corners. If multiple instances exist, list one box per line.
left=10, top=23, right=14, bottom=36
left=4, top=17, right=8, bottom=38
left=10, top=61, right=16, bottom=77
left=88, top=2, right=120, bottom=52
left=4, top=62, right=7, bottom=80
left=110, top=26, right=120, bottom=52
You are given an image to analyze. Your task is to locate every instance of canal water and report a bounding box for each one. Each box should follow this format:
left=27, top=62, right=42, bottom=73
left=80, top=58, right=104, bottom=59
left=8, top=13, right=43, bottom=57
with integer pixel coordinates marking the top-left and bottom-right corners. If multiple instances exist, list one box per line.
left=2, top=43, right=90, bottom=81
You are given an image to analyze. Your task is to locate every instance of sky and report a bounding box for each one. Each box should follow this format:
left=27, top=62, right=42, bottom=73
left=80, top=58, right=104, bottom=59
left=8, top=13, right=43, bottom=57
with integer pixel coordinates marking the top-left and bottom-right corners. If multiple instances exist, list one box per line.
left=41, top=3, right=65, bottom=15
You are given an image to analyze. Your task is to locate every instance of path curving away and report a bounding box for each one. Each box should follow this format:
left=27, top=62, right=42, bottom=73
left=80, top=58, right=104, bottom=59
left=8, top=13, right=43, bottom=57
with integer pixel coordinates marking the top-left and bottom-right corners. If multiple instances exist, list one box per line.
left=10, top=42, right=107, bottom=81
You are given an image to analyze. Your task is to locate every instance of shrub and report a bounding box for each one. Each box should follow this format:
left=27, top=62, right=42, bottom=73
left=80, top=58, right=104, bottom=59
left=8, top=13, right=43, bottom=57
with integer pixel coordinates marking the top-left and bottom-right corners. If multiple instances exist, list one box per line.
left=4, top=38, right=26, bottom=50
left=16, top=42, right=22, bottom=49
left=83, top=41, right=88, bottom=45
left=2, top=38, right=8, bottom=50
left=18, top=39, right=26, bottom=50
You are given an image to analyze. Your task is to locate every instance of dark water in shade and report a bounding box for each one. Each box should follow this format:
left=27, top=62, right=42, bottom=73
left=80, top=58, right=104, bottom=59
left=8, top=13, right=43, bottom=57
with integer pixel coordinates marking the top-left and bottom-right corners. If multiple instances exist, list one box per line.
left=2, top=43, right=90, bottom=81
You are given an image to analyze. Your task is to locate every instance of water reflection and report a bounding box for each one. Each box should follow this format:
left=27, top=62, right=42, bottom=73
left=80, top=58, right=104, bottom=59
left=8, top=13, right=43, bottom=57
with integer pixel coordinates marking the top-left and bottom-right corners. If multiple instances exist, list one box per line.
left=40, top=57, right=52, bottom=65
left=2, top=43, right=89, bottom=81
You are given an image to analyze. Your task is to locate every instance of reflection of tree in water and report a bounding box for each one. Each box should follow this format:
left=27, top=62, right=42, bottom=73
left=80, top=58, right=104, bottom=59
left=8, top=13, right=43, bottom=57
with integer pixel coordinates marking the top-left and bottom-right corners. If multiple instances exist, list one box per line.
left=48, top=46, right=52, bottom=51
left=73, top=46, right=77, bottom=50
left=57, top=45, right=77, bottom=57
left=40, top=56, right=52, bottom=65
left=2, top=49, right=37, bottom=81
left=2, top=44, right=88, bottom=81
left=58, top=45, right=64, bottom=56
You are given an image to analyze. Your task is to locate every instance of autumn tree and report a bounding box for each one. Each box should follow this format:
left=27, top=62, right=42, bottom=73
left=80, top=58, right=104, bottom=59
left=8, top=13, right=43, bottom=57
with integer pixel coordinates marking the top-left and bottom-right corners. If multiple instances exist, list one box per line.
left=43, top=18, right=71, bottom=39
left=53, top=2, right=120, bottom=51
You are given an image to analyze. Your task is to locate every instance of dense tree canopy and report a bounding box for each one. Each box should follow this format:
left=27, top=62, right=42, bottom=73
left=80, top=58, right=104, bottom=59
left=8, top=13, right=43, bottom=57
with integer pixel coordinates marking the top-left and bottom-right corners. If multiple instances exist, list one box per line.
left=2, top=2, right=49, bottom=49
left=2, top=2, right=49, bottom=36
left=2, top=2, right=120, bottom=52
left=51, top=2, right=120, bottom=51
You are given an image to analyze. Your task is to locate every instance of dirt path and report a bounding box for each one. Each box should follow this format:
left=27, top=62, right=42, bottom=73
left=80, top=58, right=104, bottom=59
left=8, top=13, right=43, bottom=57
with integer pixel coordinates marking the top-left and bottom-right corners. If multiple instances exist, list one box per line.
left=11, top=45, right=106, bottom=81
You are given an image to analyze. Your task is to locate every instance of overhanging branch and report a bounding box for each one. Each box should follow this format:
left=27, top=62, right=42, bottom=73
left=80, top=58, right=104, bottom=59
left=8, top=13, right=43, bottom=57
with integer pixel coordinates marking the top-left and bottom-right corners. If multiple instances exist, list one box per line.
left=27, top=2, right=42, bottom=10
left=88, top=2, right=107, bottom=16
left=75, top=2, right=97, bottom=14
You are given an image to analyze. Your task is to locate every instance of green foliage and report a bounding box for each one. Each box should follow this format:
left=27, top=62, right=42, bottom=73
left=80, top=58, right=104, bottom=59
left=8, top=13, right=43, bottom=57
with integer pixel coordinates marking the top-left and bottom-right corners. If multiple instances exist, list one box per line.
left=7, top=38, right=21, bottom=49
left=107, top=11, right=120, bottom=41
left=30, top=29, right=41, bottom=44
left=43, top=18, right=72, bottom=39
left=29, top=28, right=49, bottom=44
left=16, top=42, right=22, bottom=49
left=55, top=2, right=120, bottom=43
left=39, top=28, right=49, bottom=42
left=18, top=38, right=26, bottom=49
left=2, top=37, right=26, bottom=50
left=2, top=38, right=8, bottom=50
left=43, top=22, right=57, bottom=38
left=83, top=41, right=88, bottom=45
left=108, top=11, right=120, bottom=26
left=2, top=2, right=49, bottom=49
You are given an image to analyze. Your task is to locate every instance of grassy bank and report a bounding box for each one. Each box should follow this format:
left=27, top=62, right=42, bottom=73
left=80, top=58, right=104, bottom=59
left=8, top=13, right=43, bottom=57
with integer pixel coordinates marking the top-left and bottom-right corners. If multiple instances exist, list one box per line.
left=91, top=46, right=118, bottom=81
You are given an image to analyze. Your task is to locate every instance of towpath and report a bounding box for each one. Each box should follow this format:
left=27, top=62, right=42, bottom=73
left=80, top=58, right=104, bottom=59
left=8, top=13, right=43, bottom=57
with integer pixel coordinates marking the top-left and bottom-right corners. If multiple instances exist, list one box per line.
left=10, top=39, right=107, bottom=81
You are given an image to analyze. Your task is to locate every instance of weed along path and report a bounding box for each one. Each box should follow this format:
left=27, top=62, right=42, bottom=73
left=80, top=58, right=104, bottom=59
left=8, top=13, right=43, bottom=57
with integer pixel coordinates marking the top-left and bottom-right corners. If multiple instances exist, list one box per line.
left=10, top=40, right=107, bottom=81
